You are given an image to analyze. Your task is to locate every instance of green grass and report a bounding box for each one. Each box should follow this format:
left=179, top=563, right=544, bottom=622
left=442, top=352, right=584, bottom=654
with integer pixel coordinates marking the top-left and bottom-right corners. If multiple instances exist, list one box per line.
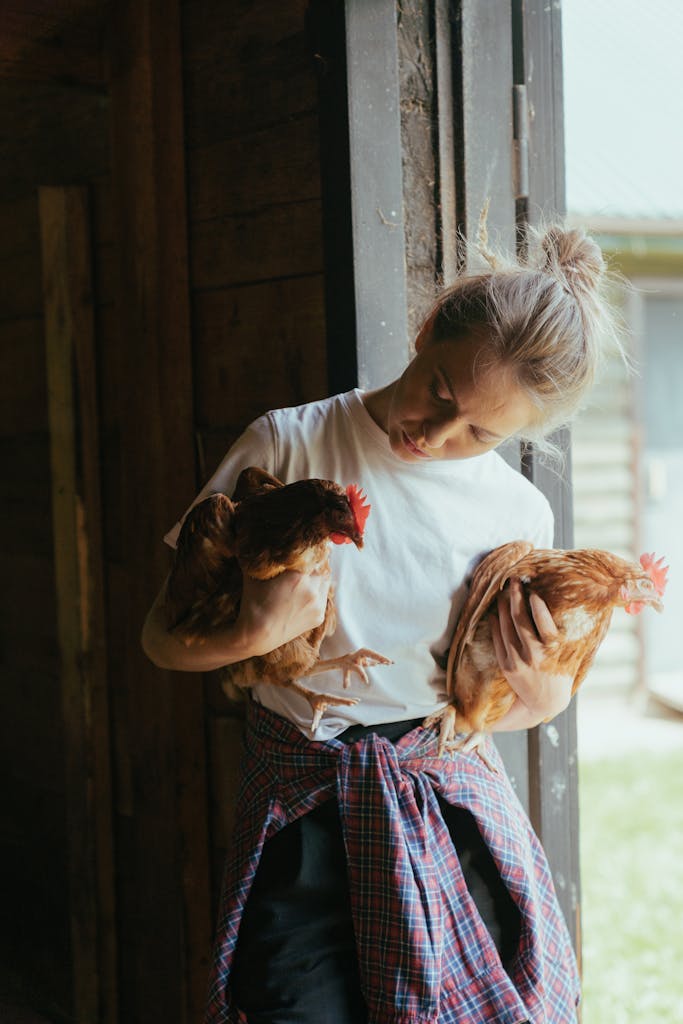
left=579, top=750, right=683, bottom=1023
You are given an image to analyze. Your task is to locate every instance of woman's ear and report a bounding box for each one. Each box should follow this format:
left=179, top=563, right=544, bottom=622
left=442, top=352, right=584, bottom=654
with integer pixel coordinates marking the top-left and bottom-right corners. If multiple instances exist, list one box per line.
left=414, top=325, right=430, bottom=353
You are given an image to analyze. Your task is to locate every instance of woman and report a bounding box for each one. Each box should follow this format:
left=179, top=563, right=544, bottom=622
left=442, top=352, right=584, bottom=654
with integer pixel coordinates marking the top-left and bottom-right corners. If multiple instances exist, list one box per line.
left=142, top=225, right=618, bottom=1023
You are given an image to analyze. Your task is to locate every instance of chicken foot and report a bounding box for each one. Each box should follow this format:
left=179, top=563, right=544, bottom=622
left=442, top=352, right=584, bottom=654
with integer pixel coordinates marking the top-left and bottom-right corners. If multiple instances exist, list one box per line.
left=292, top=648, right=393, bottom=734
left=287, top=680, right=361, bottom=736
left=303, top=648, right=393, bottom=690
left=424, top=705, right=497, bottom=772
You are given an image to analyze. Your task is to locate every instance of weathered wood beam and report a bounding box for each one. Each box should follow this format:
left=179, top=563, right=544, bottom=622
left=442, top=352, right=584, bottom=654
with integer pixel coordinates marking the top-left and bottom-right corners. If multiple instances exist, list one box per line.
left=39, top=184, right=117, bottom=1024
left=344, top=0, right=409, bottom=386
left=449, top=0, right=531, bottom=804
left=456, top=0, right=517, bottom=257
left=108, top=1, right=212, bottom=1020
left=512, top=0, right=581, bottom=951
left=310, top=0, right=409, bottom=394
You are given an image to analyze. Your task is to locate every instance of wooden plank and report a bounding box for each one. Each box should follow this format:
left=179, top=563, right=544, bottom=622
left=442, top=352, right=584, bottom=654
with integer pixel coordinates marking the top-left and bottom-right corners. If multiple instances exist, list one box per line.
left=0, top=319, right=48, bottom=435
left=0, top=245, right=43, bottom=321
left=397, top=0, right=439, bottom=335
left=190, top=199, right=324, bottom=290
left=308, top=0, right=357, bottom=394
left=457, top=0, right=517, bottom=255
left=181, top=0, right=314, bottom=147
left=188, top=114, right=321, bottom=223
left=0, top=1, right=106, bottom=87
left=434, top=0, right=458, bottom=286
left=0, top=432, right=53, bottom=556
left=0, top=80, right=109, bottom=204
left=310, top=0, right=411, bottom=392
left=38, top=185, right=117, bottom=1024
left=344, top=0, right=409, bottom=387
left=512, top=0, right=565, bottom=224
left=453, top=0, right=530, bottom=802
left=108, top=3, right=212, bottom=1018
left=0, top=666, right=64, bottom=792
left=192, top=276, right=327, bottom=430
left=512, top=0, right=581, bottom=950
left=0, top=192, right=40, bottom=256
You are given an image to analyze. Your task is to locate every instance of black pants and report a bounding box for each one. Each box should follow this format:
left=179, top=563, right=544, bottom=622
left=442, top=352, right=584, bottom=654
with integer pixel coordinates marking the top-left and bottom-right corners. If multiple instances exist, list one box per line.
left=230, top=720, right=521, bottom=1023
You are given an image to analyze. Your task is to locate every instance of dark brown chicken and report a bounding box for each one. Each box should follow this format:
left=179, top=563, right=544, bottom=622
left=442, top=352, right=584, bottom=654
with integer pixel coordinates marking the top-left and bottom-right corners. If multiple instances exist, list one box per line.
left=427, top=542, right=668, bottom=766
left=165, top=466, right=390, bottom=732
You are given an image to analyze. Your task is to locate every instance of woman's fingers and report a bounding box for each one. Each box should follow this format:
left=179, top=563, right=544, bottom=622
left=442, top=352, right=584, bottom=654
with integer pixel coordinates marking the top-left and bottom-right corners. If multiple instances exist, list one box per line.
left=496, top=579, right=533, bottom=663
left=492, top=581, right=568, bottom=722
left=528, top=591, right=559, bottom=644
left=490, top=611, right=509, bottom=671
left=495, top=580, right=558, bottom=667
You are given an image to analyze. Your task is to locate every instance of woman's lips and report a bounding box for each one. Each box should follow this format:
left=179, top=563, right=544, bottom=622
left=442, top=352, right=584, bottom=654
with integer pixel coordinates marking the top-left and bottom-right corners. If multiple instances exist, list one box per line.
left=402, top=431, right=431, bottom=458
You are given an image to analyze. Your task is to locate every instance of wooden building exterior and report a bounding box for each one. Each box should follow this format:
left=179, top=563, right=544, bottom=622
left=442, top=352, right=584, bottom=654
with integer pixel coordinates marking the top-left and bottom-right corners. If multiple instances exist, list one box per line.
left=571, top=220, right=683, bottom=705
left=0, top=2, right=578, bottom=1021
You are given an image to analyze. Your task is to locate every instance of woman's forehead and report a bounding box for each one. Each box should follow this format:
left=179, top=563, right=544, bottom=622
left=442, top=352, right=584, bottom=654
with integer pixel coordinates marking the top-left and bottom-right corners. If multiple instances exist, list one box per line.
left=432, top=335, right=513, bottom=397
left=431, top=335, right=536, bottom=428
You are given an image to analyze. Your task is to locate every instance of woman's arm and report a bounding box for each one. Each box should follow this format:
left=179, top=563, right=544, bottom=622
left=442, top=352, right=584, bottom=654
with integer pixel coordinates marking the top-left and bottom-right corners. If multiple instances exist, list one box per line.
left=141, top=568, right=331, bottom=672
left=489, top=578, right=573, bottom=732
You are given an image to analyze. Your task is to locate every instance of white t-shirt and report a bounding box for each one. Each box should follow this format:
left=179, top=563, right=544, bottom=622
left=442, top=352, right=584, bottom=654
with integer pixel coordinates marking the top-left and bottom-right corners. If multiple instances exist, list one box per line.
left=164, top=389, right=554, bottom=740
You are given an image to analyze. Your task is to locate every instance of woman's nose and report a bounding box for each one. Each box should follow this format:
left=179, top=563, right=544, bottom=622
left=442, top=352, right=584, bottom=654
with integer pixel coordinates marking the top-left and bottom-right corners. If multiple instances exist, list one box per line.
left=423, top=416, right=458, bottom=449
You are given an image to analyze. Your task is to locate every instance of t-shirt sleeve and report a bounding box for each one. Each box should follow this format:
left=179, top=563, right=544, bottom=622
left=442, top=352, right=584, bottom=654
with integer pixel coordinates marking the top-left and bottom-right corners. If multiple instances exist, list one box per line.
left=163, top=414, right=276, bottom=549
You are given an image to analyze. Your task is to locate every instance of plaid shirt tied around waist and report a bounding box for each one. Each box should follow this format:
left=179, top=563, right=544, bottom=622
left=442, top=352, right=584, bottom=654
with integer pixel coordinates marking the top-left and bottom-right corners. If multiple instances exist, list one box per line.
left=205, top=701, right=580, bottom=1024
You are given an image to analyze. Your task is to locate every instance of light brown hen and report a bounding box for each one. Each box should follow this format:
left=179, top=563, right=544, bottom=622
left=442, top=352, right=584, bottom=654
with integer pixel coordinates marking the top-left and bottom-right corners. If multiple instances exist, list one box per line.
left=427, top=541, right=668, bottom=767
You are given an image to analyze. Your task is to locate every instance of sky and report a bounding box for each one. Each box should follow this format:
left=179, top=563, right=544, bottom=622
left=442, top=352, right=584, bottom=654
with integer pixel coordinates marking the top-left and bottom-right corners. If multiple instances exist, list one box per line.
left=562, top=0, right=683, bottom=219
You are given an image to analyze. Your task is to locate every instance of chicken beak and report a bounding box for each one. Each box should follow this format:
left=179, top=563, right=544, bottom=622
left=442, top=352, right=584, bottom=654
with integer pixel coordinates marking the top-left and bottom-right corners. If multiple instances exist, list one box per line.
left=625, top=586, right=664, bottom=613
left=353, top=533, right=364, bottom=550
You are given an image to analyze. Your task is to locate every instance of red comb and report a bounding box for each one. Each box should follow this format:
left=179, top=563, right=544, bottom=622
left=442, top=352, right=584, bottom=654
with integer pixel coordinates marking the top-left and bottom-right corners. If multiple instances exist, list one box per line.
left=640, top=552, right=669, bottom=596
left=346, top=483, right=371, bottom=535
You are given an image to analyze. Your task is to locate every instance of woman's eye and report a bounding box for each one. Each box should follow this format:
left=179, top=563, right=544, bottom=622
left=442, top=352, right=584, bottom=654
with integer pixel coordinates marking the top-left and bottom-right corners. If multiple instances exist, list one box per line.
left=470, top=426, right=488, bottom=444
left=428, top=379, right=451, bottom=405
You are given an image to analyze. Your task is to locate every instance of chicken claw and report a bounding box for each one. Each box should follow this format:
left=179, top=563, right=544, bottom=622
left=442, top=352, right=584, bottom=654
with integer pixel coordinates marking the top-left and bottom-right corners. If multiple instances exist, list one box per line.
left=423, top=705, right=457, bottom=756
left=288, top=681, right=360, bottom=735
left=458, top=731, right=498, bottom=773
left=305, top=648, right=393, bottom=689
left=423, top=707, right=498, bottom=772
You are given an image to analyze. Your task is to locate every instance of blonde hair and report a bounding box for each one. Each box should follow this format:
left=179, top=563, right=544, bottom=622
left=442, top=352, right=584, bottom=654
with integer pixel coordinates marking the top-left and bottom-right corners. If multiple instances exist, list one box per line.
left=417, top=215, right=626, bottom=455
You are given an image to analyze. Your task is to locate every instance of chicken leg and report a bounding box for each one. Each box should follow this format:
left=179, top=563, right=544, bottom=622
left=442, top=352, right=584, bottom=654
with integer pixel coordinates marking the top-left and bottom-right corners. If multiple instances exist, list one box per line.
left=287, top=680, right=361, bottom=735
left=291, top=648, right=392, bottom=733
left=424, top=705, right=497, bottom=772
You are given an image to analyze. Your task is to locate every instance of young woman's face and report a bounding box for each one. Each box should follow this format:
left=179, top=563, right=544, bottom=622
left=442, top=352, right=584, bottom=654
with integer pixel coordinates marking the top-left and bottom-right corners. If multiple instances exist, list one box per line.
left=383, top=332, right=538, bottom=462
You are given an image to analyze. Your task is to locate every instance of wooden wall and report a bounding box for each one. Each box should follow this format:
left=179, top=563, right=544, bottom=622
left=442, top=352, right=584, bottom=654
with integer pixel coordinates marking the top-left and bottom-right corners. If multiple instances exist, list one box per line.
left=1, top=0, right=331, bottom=1020
left=182, top=0, right=328, bottom=476
left=179, top=0, right=329, bottom=907
left=0, top=13, right=110, bottom=1008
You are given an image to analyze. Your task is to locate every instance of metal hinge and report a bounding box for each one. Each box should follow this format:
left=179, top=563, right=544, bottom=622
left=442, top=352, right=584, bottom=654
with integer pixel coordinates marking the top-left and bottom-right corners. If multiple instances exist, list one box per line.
left=512, top=84, right=529, bottom=200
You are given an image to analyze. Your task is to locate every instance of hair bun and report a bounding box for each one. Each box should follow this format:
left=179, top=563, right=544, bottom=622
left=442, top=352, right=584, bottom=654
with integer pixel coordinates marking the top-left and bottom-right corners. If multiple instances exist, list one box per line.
left=540, top=226, right=605, bottom=295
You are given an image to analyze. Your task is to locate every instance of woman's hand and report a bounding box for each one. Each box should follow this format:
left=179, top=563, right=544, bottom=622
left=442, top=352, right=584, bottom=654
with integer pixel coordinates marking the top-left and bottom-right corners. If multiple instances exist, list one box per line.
left=141, top=567, right=331, bottom=672
left=490, top=578, right=573, bottom=729
left=237, top=567, right=331, bottom=657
